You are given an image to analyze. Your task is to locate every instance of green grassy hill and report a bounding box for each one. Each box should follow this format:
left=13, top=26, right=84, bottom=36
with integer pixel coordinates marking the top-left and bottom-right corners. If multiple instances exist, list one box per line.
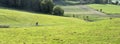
left=0, top=7, right=83, bottom=27
left=88, top=4, right=120, bottom=15
left=0, top=8, right=120, bottom=44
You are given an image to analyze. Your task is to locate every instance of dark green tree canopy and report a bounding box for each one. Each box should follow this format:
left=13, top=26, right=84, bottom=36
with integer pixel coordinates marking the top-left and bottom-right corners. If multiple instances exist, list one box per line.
left=53, top=6, right=64, bottom=16
left=0, top=0, right=55, bottom=14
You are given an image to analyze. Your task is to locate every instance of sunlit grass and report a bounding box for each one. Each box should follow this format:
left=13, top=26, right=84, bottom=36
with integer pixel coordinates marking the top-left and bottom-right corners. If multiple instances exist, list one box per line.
left=0, top=8, right=120, bottom=44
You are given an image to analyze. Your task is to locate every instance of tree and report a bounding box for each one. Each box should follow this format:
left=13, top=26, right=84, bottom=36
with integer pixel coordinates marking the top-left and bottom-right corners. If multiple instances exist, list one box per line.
left=94, top=0, right=108, bottom=4
left=115, top=1, right=119, bottom=5
left=107, top=0, right=112, bottom=4
left=46, top=0, right=54, bottom=14
left=0, top=0, right=55, bottom=15
left=40, top=0, right=54, bottom=13
left=53, top=6, right=64, bottom=16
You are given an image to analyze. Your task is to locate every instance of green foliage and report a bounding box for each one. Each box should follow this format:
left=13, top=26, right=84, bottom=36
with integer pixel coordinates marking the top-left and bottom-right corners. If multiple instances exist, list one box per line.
left=115, top=1, right=119, bottom=5
left=53, top=6, right=64, bottom=16
left=0, top=0, right=55, bottom=14
left=95, top=0, right=107, bottom=4
left=40, top=0, right=54, bottom=13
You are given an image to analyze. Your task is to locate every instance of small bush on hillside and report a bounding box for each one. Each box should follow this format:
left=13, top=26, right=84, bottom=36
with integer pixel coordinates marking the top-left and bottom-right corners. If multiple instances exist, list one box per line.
left=52, top=6, right=64, bottom=16
left=0, top=25, right=10, bottom=28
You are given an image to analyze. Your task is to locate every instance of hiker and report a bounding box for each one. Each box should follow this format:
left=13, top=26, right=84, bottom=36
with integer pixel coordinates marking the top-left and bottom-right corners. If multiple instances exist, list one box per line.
left=36, top=22, right=39, bottom=26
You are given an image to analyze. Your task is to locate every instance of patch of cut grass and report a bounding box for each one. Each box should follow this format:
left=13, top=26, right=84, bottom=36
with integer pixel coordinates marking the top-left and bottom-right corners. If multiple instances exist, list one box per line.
left=88, top=4, right=120, bottom=15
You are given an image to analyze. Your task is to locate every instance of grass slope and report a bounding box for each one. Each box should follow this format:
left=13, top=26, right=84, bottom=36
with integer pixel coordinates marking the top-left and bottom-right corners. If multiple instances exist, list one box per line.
left=61, top=5, right=108, bottom=21
left=0, top=8, right=120, bottom=44
left=88, top=4, right=120, bottom=15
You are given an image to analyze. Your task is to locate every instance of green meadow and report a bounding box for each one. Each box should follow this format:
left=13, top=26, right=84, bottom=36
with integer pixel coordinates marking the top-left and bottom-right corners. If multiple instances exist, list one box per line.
left=0, top=7, right=120, bottom=44
left=88, top=4, right=120, bottom=15
left=61, top=5, right=108, bottom=21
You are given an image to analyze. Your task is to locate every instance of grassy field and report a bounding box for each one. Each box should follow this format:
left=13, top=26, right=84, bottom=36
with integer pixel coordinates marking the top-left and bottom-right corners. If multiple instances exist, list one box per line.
left=61, top=5, right=109, bottom=21
left=61, top=5, right=86, bottom=15
left=88, top=4, right=120, bottom=15
left=61, top=4, right=120, bottom=21
left=0, top=7, right=120, bottom=44
left=65, top=0, right=80, bottom=5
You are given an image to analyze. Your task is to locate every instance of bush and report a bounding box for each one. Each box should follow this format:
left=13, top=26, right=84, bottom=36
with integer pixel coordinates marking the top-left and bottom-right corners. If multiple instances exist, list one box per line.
left=52, top=6, right=64, bottom=16
left=0, top=25, right=10, bottom=28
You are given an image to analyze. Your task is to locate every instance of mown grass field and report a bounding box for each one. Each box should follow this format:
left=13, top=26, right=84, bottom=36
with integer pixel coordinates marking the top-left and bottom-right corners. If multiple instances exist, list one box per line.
left=61, top=5, right=108, bottom=21
left=65, top=0, right=80, bottom=5
left=0, top=7, right=120, bottom=44
left=61, top=5, right=97, bottom=18
left=61, top=5, right=92, bottom=15
left=88, top=4, right=120, bottom=15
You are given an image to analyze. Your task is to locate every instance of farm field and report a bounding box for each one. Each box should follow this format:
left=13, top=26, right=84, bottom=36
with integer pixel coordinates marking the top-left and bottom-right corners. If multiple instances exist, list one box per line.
left=61, top=5, right=109, bottom=21
left=0, top=7, right=120, bottom=44
left=61, top=5, right=106, bottom=16
left=88, top=4, right=120, bottom=15
left=61, top=4, right=120, bottom=21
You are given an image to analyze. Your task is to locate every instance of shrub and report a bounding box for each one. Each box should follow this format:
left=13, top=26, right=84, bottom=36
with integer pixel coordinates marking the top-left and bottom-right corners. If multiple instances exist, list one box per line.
left=52, top=6, right=64, bottom=16
left=0, top=25, right=10, bottom=28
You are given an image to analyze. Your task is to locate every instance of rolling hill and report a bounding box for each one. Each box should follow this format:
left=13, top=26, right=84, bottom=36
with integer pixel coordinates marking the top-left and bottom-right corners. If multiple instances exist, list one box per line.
left=0, top=7, right=120, bottom=44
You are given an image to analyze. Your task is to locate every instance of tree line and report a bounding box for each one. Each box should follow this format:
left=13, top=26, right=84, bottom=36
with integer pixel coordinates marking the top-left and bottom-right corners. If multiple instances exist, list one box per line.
left=83, top=0, right=119, bottom=5
left=0, top=0, right=64, bottom=16
left=78, top=0, right=112, bottom=4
